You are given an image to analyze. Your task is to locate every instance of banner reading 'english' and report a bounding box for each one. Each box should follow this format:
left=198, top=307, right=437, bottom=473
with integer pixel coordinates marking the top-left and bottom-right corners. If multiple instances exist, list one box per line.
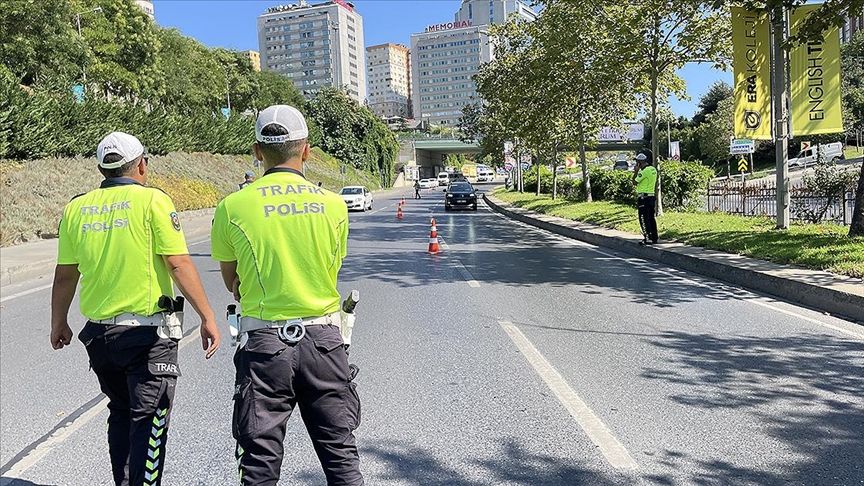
left=731, top=7, right=773, bottom=140
left=790, top=4, right=844, bottom=136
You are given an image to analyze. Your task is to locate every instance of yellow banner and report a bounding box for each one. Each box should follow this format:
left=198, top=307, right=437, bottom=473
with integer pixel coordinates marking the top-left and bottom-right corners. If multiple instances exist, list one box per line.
left=731, top=7, right=773, bottom=140
left=790, top=4, right=844, bottom=135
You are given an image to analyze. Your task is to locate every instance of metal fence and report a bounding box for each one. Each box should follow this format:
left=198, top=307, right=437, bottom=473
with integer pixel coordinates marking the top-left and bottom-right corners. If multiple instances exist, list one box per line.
left=706, top=179, right=858, bottom=225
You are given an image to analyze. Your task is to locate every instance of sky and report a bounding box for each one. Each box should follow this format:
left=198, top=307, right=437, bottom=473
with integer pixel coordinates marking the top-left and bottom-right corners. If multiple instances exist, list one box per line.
left=153, top=0, right=731, bottom=118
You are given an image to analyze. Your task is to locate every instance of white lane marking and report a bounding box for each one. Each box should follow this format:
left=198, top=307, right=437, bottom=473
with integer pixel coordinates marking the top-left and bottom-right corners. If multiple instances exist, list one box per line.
left=436, top=237, right=480, bottom=288
left=367, top=202, right=396, bottom=215
left=0, top=328, right=202, bottom=479
left=499, top=321, right=639, bottom=470
left=484, top=201, right=864, bottom=339
left=0, top=284, right=53, bottom=303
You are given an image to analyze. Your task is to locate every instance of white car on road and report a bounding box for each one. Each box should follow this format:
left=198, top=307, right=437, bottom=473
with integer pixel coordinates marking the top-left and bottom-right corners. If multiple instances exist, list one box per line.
left=419, top=179, right=437, bottom=189
left=340, top=186, right=373, bottom=211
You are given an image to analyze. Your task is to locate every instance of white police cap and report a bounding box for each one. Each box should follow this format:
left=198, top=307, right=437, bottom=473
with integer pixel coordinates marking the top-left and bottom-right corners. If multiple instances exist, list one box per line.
left=97, top=132, right=145, bottom=169
left=255, top=105, right=309, bottom=144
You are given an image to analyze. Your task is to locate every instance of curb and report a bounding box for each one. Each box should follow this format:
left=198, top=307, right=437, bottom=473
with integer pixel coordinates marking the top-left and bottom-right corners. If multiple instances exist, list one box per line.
left=0, top=208, right=216, bottom=289
left=484, top=194, right=864, bottom=324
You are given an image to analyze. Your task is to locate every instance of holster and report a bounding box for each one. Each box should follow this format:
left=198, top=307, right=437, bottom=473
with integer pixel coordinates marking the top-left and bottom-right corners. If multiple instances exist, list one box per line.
left=158, top=312, right=184, bottom=340
left=340, top=311, right=356, bottom=346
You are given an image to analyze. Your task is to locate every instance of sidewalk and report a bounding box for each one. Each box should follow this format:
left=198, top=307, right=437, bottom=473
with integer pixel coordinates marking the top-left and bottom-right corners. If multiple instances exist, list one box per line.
left=0, top=208, right=215, bottom=288
left=484, top=194, right=864, bottom=324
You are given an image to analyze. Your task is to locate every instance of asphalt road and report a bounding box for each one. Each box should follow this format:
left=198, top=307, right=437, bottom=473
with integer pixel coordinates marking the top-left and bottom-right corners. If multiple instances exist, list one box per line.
left=1, top=183, right=863, bottom=485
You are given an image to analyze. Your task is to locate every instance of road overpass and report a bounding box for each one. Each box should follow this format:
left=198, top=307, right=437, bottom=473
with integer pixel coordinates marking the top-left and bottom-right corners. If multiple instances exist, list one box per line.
left=398, top=137, right=482, bottom=179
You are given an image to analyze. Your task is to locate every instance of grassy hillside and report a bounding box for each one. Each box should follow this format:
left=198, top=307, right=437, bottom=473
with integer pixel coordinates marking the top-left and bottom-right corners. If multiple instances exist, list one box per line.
left=0, top=148, right=382, bottom=246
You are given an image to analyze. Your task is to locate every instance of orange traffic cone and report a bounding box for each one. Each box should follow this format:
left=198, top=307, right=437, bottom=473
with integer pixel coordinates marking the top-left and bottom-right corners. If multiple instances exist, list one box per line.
left=396, top=203, right=404, bottom=220
left=401, top=196, right=406, bottom=206
left=428, top=218, right=440, bottom=254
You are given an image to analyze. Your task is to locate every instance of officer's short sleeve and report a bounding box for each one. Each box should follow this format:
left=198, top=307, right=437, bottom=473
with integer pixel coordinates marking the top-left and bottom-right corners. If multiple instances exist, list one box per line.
left=150, top=191, right=189, bottom=256
left=338, top=207, right=349, bottom=260
left=56, top=208, right=78, bottom=265
left=210, top=201, right=236, bottom=262
left=635, top=170, right=644, bottom=184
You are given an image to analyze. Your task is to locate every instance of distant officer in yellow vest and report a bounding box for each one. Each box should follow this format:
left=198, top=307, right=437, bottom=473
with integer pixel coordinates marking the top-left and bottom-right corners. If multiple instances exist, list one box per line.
left=50, top=132, right=221, bottom=486
left=632, top=149, right=659, bottom=245
left=211, top=105, right=362, bottom=485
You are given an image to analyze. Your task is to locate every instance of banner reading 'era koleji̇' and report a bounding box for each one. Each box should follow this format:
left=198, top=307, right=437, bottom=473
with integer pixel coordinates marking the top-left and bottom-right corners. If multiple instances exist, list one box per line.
left=731, top=7, right=773, bottom=140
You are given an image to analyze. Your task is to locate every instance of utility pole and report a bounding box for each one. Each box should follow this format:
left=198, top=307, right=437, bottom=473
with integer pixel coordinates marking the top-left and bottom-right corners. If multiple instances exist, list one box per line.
left=75, top=7, right=102, bottom=93
left=771, top=5, right=790, bottom=229
left=226, top=73, right=232, bottom=114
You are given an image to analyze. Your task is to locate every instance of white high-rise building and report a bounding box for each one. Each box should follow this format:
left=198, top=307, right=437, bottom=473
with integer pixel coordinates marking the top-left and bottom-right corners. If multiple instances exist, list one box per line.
left=411, top=25, right=491, bottom=127
left=135, top=0, right=155, bottom=19
left=454, top=0, right=537, bottom=25
left=366, top=43, right=412, bottom=119
left=410, top=0, right=535, bottom=127
left=257, top=0, right=366, bottom=103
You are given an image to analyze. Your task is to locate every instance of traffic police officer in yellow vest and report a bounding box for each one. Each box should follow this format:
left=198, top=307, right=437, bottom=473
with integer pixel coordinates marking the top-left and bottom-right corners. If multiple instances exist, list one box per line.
left=211, top=105, right=363, bottom=485
left=50, top=132, right=221, bottom=486
left=632, top=149, right=659, bottom=245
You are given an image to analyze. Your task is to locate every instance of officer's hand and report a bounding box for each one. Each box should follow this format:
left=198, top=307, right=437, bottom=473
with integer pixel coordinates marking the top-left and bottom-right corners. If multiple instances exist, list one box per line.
left=200, top=319, right=221, bottom=359
left=51, top=322, right=73, bottom=350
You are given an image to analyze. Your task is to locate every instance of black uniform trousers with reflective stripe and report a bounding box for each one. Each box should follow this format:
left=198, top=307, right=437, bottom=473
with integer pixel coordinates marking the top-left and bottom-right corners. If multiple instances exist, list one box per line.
left=78, top=322, right=179, bottom=486
left=637, top=195, right=659, bottom=243
left=233, top=324, right=363, bottom=486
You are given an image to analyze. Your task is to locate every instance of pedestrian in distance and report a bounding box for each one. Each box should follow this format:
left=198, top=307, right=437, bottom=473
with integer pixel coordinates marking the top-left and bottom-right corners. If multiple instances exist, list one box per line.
left=239, top=170, right=255, bottom=189
left=414, top=179, right=422, bottom=199
left=211, top=105, right=363, bottom=485
left=632, top=149, right=659, bottom=245
left=50, top=131, right=221, bottom=486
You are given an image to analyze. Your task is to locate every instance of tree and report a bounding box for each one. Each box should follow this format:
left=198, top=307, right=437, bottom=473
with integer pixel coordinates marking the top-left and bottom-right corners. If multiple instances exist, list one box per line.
left=0, top=0, right=86, bottom=86
left=693, top=81, right=734, bottom=125
left=475, top=2, right=638, bottom=200
left=693, top=96, right=735, bottom=169
left=72, top=0, right=161, bottom=99
left=611, top=0, right=731, bottom=213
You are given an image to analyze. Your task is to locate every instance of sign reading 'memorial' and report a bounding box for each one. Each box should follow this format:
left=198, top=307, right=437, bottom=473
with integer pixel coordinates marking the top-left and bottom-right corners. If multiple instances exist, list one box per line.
left=425, top=20, right=472, bottom=32
left=790, top=4, right=843, bottom=136
left=731, top=7, right=772, bottom=140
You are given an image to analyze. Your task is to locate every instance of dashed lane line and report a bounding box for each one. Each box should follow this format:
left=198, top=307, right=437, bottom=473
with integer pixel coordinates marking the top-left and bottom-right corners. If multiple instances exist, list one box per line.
left=499, top=320, right=639, bottom=470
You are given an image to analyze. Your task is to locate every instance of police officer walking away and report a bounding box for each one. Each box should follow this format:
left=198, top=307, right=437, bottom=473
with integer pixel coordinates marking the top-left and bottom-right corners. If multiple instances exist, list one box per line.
left=50, top=132, right=221, bottom=485
left=632, top=150, right=659, bottom=245
left=211, top=105, right=363, bottom=485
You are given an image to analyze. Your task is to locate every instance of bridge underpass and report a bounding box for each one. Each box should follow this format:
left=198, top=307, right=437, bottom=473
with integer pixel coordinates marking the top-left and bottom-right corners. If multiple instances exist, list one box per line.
left=399, top=138, right=482, bottom=180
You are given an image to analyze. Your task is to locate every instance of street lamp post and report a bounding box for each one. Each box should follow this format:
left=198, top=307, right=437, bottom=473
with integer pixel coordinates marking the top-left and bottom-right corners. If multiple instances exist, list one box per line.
left=75, top=7, right=102, bottom=93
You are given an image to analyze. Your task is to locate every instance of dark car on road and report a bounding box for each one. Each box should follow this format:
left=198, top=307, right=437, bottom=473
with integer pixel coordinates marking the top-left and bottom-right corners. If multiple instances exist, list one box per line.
left=445, top=181, right=478, bottom=211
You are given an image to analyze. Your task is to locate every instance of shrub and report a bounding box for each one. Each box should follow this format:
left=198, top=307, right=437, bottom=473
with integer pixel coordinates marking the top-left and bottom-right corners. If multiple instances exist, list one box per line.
left=659, top=159, right=714, bottom=210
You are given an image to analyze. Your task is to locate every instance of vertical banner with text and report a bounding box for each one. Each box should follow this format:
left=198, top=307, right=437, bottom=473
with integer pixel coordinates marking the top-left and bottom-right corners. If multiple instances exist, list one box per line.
left=790, top=4, right=844, bottom=136
left=731, top=7, right=773, bottom=140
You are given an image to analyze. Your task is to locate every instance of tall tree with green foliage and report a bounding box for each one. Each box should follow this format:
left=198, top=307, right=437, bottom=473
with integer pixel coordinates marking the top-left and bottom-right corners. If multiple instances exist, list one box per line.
left=693, top=81, right=734, bottom=125
left=0, top=0, right=86, bottom=86
left=610, top=0, right=731, bottom=213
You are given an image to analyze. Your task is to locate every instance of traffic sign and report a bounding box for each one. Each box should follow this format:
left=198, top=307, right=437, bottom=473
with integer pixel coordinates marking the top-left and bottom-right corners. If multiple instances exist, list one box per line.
left=565, top=157, right=577, bottom=168
left=801, top=141, right=811, bottom=151
left=504, top=162, right=514, bottom=171
left=730, top=138, right=755, bottom=155
left=737, top=157, right=749, bottom=173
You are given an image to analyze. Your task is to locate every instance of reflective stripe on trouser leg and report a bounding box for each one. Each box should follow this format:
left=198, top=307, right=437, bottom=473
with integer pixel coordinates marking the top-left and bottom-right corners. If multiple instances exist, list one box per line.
left=143, top=407, right=169, bottom=486
left=235, top=443, right=245, bottom=484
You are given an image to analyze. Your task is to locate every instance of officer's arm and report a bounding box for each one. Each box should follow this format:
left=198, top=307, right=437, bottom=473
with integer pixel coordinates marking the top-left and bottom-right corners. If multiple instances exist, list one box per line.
left=50, top=264, right=80, bottom=349
left=163, top=255, right=216, bottom=322
left=219, top=261, right=241, bottom=301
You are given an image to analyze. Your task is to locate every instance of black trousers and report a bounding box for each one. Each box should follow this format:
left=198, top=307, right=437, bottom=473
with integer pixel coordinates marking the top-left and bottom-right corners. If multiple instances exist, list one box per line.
left=233, top=325, right=363, bottom=486
left=415, top=188, right=421, bottom=199
left=637, top=195, right=659, bottom=243
left=78, top=322, right=180, bottom=486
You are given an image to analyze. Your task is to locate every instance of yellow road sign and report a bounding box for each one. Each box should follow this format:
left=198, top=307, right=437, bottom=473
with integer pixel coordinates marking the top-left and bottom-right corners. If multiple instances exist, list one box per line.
left=738, top=157, right=749, bottom=173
